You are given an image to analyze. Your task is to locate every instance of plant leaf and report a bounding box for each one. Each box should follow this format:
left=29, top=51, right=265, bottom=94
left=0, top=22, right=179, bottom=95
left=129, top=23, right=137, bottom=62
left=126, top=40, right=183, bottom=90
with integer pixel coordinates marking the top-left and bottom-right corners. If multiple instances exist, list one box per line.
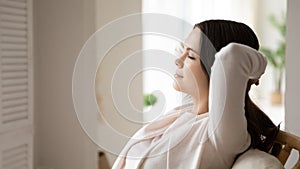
left=144, top=93, right=158, bottom=107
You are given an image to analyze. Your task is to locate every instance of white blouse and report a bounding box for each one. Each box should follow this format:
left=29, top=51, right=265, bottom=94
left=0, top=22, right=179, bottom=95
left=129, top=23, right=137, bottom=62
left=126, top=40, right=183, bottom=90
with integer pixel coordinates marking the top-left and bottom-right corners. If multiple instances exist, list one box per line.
left=112, top=43, right=267, bottom=169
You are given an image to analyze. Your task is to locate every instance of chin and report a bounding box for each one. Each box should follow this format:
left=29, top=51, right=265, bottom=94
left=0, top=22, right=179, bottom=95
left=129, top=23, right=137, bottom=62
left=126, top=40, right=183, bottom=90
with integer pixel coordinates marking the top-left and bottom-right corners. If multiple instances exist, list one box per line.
left=173, top=81, right=184, bottom=92
left=173, top=82, right=180, bottom=91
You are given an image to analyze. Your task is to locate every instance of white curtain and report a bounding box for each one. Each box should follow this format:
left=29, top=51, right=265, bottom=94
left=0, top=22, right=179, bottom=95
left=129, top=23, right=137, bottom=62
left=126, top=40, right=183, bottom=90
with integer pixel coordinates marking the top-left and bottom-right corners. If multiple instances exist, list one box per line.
left=143, top=0, right=256, bottom=28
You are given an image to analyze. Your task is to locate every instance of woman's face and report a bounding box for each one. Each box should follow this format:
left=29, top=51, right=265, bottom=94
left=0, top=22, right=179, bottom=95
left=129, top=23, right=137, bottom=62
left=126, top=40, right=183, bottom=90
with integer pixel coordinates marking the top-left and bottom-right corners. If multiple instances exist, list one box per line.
left=173, top=43, right=209, bottom=95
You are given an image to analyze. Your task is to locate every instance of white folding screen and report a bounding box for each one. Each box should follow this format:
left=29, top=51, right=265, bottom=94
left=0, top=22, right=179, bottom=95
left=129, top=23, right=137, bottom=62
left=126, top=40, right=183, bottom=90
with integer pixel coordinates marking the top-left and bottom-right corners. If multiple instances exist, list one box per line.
left=0, top=0, right=33, bottom=168
left=0, top=127, right=33, bottom=169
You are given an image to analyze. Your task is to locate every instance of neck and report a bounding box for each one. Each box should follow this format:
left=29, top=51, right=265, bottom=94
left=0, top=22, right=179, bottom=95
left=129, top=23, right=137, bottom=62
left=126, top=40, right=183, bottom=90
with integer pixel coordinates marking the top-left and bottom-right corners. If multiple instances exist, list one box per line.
left=191, top=94, right=208, bottom=115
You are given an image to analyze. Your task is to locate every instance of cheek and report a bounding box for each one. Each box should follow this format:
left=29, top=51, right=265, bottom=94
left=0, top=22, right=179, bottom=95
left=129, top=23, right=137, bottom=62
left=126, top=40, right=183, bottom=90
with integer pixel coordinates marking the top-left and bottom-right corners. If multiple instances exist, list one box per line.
left=183, top=61, right=193, bottom=75
left=190, top=68, right=201, bottom=87
left=185, top=63, right=202, bottom=83
left=174, top=61, right=204, bottom=93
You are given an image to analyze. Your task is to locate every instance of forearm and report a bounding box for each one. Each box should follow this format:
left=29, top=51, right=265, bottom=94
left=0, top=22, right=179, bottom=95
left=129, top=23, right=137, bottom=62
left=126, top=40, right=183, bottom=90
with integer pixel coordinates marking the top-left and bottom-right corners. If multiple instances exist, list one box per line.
left=208, top=43, right=267, bottom=153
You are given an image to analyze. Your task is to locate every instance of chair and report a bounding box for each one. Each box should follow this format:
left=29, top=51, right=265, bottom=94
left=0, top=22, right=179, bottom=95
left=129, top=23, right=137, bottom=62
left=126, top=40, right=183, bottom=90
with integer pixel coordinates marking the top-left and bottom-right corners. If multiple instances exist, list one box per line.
left=274, top=130, right=300, bottom=169
left=98, top=151, right=110, bottom=169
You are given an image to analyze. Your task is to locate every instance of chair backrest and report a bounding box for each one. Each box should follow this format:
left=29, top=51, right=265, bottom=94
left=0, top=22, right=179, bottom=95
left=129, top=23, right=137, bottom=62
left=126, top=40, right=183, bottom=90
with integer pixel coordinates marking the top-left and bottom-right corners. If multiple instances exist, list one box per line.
left=274, top=130, right=300, bottom=169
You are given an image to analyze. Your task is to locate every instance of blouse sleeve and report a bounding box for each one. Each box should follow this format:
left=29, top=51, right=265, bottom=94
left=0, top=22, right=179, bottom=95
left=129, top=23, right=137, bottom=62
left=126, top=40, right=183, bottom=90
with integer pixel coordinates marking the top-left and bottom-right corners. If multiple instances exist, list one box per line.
left=207, top=43, right=267, bottom=155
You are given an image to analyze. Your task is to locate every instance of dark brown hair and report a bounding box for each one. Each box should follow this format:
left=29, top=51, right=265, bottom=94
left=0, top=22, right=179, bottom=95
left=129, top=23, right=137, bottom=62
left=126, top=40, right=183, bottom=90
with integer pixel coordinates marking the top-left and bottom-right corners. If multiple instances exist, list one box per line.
left=195, top=20, right=280, bottom=154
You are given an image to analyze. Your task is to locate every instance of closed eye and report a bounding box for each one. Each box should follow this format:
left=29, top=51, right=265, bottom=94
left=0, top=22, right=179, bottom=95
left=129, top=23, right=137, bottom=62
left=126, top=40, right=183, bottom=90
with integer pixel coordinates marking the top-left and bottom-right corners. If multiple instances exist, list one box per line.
left=188, top=56, right=196, bottom=60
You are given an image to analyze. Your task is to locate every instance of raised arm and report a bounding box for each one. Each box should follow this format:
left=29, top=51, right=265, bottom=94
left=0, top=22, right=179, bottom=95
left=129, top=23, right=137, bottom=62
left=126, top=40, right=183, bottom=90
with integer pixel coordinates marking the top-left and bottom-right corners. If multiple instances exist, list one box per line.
left=208, top=43, right=267, bottom=155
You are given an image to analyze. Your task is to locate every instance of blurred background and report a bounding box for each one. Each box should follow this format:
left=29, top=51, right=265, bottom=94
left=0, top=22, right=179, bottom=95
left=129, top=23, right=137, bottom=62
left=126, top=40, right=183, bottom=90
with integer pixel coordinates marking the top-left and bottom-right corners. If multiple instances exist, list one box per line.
left=2, top=0, right=300, bottom=169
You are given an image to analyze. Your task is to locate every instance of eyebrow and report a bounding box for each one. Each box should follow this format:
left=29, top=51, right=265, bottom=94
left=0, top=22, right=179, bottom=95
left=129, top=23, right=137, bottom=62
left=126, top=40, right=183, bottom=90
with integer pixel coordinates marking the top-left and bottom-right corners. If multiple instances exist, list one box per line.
left=186, top=47, right=198, bottom=55
left=181, top=42, right=199, bottom=56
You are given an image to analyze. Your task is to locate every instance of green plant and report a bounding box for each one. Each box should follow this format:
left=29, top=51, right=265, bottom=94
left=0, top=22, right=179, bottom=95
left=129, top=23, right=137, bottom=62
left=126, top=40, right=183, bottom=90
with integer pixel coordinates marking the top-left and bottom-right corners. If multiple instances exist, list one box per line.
left=144, top=93, right=157, bottom=107
left=260, top=14, right=286, bottom=92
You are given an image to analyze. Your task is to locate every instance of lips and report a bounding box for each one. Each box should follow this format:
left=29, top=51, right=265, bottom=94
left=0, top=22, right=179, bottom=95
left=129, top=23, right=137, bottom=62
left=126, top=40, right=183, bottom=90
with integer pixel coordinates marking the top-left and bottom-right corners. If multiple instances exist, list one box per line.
left=174, top=73, right=183, bottom=78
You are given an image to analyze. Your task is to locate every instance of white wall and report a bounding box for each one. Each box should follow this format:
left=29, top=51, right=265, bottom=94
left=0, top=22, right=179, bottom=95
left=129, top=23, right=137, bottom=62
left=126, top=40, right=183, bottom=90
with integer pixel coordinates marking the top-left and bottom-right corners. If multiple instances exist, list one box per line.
left=285, top=0, right=300, bottom=167
left=34, top=0, right=97, bottom=168
left=34, top=0, right=141, bottom=168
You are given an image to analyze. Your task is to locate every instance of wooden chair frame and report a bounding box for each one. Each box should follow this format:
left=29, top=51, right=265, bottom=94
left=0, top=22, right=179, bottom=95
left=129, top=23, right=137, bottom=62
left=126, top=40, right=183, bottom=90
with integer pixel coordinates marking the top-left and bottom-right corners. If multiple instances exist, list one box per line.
left=274, top=130, right=300, bottom=169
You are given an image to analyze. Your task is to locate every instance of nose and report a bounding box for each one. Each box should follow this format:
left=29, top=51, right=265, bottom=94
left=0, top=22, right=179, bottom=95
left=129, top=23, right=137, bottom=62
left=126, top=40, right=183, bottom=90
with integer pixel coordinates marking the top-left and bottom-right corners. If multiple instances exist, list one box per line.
left=175, top=56, right=184, bottom=68
left=175, top=57, right=184, bottom=68
left=174, top=43, right=185, bottom=68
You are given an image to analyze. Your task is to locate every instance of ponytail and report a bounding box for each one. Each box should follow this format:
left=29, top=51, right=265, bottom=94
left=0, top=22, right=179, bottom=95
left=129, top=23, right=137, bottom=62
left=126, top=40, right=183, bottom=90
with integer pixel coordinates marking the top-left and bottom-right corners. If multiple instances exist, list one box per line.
left=245, top=90, right=280, bottom=154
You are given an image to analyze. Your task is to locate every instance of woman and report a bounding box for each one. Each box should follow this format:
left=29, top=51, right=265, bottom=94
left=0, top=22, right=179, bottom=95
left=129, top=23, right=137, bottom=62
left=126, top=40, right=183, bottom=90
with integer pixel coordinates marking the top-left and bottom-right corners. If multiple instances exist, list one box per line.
left=112, top=20, right=279, bottom=169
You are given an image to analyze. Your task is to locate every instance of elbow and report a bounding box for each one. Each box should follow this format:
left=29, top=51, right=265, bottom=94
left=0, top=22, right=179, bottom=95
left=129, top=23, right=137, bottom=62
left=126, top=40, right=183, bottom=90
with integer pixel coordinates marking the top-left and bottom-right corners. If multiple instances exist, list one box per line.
left=216, top=43, right=267, bottom=78
left=214, top=43, right=244, bottom=73
left=217, top=43, right=246, bottom=63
